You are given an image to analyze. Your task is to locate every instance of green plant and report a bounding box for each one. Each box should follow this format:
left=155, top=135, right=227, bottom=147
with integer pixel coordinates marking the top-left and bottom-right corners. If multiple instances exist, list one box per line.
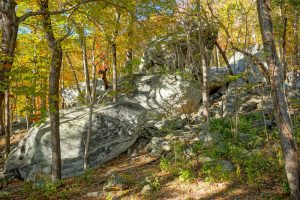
left=0, top=191, right=10, bottom=198
left=201, top=162, right=231, bottom=182
left=42, top=179, right=64, bottom=197
left=59, top=188, right=71, bottom=199
left=22, top=181, right=34, bottom=193
left=281, top=179, right=290, bottom=194
left=173, top=141, right=187, bottom=162
left=146, top=175, right=160, bottom=191
left=81, top=169, right=94, bottom=183
left=178, top=169, right=194, bottom=182
left=150, top=176, right=160, bottom=190
left=159, top=157, right=170, bottom=172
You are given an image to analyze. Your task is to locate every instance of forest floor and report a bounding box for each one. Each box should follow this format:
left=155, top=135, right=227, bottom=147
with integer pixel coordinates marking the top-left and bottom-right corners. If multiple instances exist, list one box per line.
left=0, top=126, right=290, bottom=200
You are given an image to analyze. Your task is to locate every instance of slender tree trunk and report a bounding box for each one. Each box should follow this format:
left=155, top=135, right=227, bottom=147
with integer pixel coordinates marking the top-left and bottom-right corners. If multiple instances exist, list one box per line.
left=125, top=48, right=133, bottom=74
left=61, top=63, right=65, bottom=109
left=77, top=24, right=91, bottom=103
left=281, top=10, right=288, bottom=81
left=0, top=0, right=19, bottom=138
left=84, top=36, right=97, bottom=170
left=112, top=43, right=117, bottom=102
left=5, top=88, right=10, bottom=157
left=0, top=94, right=5, bottom=136
left=66, top=52, right=81, bottom=94
left=215, top=41, right=233, bottom=75
left=293, top=11, right=299, bottom=90
left=125, top=14, right=134, bottom=78
left=39, top=0, right=62, bottom=182
left=197, top=0, right=210, bottom=128
left=257, top=0, right=300, bottom=198
left=32, top=69, right=37, bottom=121
left=201, top=56, right=210, bottom=124
left=40, top=77, right=47, bottom=115
left=215, top=46, right=220, bottom=72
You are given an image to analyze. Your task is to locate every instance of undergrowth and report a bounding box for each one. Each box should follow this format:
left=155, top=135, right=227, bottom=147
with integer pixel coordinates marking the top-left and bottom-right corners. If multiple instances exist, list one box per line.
left=159, top=112, right=288, bottom=192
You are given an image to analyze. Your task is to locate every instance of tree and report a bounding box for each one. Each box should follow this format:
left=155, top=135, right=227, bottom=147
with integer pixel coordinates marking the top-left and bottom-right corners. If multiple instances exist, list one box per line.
left=257, top=0, right=300, bottom=198
left=75, top=23, right=91, bottom=103
left=39, top=0, right=64, bottom=182
left=0, top=0, right=18, bottom=138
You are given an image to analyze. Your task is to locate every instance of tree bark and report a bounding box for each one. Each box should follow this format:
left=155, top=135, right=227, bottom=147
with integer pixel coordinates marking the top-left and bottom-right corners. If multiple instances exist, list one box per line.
left=215, top=41, right=234, bottom=75
left=293, top=11, right=299, bottom=90
left=112, top=43, right=117, bottom=102
left=5, top=88, right=10, bottom=157
left=84, top=36, right=97, bottom=170
left=197, top=0, right=210, bottom=128
left=39, top=0, right=62, bottom=182
left=76, top=24, right=91, bottom=103
left=0, top=0, right=19, bottom=137
left=257, top=0, right=300, bottom=198
left=280, top=8, right=288, bottom=81
left=111, top=10, right=121, bottom=102
left=0, top=93, right=4, bottom=136
left=61, top=63, right=65, bottom=109
left=66, top=52, right=81, bottom=94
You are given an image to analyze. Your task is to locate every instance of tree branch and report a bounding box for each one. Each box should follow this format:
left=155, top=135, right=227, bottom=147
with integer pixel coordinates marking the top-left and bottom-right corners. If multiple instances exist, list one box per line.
left=215, top=41, right=234, bottom=75
left=17, top=0, right=98, bottom=25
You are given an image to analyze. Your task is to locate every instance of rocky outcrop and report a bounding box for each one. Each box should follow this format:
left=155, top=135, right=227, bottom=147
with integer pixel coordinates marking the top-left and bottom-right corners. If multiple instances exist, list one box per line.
left=4, top=101, right=147, bottom=180
left=119, top=74, right=202, bottom=114
left=139, top=20, right=218, bottom=72
left=4, top=74, right=205, bottom=180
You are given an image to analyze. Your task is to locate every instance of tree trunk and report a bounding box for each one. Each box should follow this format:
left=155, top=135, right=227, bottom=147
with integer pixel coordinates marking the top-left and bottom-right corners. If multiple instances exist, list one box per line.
left=5, top=88, right=10, bottom=157
left=125, top=48, right=133, bottom=73
left=197, top=0, right=210, bottom=128
left=32, top=69, right=37, bottom=121
left=257, top=0, right=300, bottom=198
left=112, top=43, right=117, bottom=102
left=0, top=0, right=19, bottom=137
left=293, top=11, right=299, bottom=90
left=61, top=63, right=65, bottom=109
left=66, top=52, right=81, bottom=94
left=280, top=9, right=288, bottom=81
left=40, top=76, right=47, bottom=116
left=84, top=36, right=97, bottom=170
left=39, top=0, right=62, bottom=182
left=77, top=24, right=91, bottom=103
left=0, top=94, right=5, bottom=136
left=215, top=41, right=233, bottom=75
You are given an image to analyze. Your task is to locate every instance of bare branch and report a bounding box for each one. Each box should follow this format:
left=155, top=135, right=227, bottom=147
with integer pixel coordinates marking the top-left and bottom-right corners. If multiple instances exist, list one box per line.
left=215, top=41, right=234, bottom=75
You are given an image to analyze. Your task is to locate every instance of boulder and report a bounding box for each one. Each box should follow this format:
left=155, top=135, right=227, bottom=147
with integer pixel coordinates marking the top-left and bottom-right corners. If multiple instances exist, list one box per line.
left=119, top=74, right=201, bottom=114
left=4, top=101, right=146, bottom=180
left=139, top=21, right=217, bottom=72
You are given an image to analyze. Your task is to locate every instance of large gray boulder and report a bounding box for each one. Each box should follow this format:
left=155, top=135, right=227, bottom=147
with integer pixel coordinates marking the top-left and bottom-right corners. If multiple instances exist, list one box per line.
left=4, top=101, right=146, bottom=180
left=119, top=74, right=202, bottom=114
left=4, top=74, right=206, bottom=181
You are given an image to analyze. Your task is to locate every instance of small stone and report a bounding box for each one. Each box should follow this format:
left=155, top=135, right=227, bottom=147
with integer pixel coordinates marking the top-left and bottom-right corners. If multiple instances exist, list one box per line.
left=141, top=184, right=152, bottom=194
left=217, top=160, right=235, bottom=172
left=150, top=148, right=163, bottom=156
left=86, top=191, right=102, bottom=197
left=161, top=142, right=171, bottom=151
left=175, top=119, right=185, bottom=130
left=103, top=173, right=129, bottom=191
left=154, top=119, right=167, bottom=130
